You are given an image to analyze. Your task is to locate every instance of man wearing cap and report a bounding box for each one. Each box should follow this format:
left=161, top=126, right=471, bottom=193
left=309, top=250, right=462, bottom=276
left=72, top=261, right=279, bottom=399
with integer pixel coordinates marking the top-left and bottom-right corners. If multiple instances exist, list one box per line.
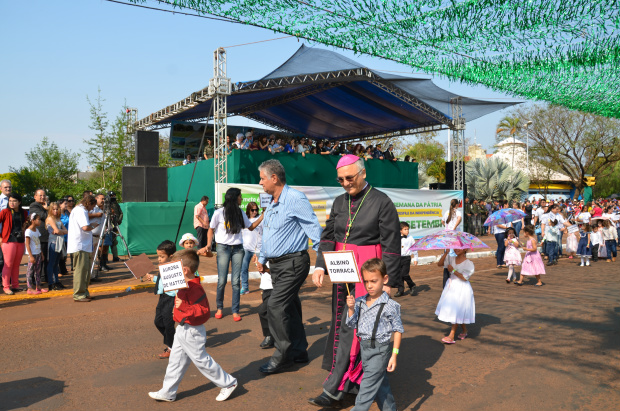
left=308, top=155, right=401, bottom=408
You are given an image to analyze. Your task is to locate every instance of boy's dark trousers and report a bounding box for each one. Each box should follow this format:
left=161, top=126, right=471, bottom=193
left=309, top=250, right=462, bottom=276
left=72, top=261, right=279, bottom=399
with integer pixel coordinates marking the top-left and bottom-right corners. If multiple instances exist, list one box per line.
left=155, top=293, right=176, bottom=348
left=547, top=241, right=558, bottom=263
left=353, top=340, right=396, bottom=411
left=258, top=289, right=272, bottom=337
left=591, top=244, right=599, bottom=261
left=397, top=256, right=415, bottom=293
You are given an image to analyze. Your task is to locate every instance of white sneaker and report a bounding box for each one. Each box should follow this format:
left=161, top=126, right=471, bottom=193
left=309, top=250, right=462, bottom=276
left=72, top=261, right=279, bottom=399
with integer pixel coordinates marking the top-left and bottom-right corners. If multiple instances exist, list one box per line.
left=578, top=263, right=584, bottom=267
left=148, top=391, right=175, bottom=402
left=216, top=383, right=238, bottom=401
left=586, top=261, right=590, bottom=266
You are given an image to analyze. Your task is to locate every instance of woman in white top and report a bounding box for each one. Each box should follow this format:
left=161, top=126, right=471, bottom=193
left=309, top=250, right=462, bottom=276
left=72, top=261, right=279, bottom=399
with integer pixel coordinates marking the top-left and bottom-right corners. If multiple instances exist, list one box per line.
left=442, top=199, right=462, bottom=231
left=240, top=202, right=263, bottom=295
left=201, top=188, right=262, bottom=321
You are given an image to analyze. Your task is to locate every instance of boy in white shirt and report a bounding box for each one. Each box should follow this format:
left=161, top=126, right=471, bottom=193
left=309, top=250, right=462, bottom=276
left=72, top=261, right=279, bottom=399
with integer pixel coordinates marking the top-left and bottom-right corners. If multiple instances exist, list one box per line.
left=394, top=222, right=418, bottom=297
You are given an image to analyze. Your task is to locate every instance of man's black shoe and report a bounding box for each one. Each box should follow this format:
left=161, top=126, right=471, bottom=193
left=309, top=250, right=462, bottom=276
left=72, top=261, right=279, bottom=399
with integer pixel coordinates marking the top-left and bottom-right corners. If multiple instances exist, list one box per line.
left=293, top=353, right=309, bottom=363
left=308, top=393, right=339, bottom=408
left=393, top=290, right=404, bottom=298
left=112, top=257, right=121, bottom=262
left=410, top=287, right=418, bottom=296
left=90, top=278, right=103, bottom=283
left=99, top=265, right=110, bottom=272
left=259, top=336, right=274, bottom=349
left=259, top=360, right=293, bottom=374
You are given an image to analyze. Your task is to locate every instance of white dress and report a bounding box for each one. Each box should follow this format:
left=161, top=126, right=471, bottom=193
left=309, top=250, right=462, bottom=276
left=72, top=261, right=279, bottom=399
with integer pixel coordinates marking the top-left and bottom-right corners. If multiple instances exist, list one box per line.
left=435, top=256, right=476, bottom=324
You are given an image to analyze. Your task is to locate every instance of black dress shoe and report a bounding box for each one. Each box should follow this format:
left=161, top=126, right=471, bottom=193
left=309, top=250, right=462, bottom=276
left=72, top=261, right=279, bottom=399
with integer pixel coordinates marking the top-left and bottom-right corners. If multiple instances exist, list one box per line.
left=112, top=257, right=121, bottom=262
left=99, top=265, right=110, bottom=272
left=393, top=290, right=404, bottom=298
left=259, top=336, right=274, bottom=349
left=293, top=353, right=309, bottom=363
left=308, top=393, right=339, bottom=408
left=409, top=287, right=418, bottom=296
left=259, top=360, right=293, bottom=374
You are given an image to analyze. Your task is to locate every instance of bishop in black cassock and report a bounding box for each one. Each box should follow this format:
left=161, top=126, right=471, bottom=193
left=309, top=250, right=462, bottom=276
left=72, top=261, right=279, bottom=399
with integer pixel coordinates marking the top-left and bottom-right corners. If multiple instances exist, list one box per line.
left=308, top=155, right=401, bottom=407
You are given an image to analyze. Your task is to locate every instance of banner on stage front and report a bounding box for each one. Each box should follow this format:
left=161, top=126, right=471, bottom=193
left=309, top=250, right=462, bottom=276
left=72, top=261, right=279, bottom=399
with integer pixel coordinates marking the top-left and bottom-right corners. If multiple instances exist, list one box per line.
left=159, top=261, right=188, bottom=292
left=219, top=184, right=462, bottom=239
left=323, top=251, right=361, bottom=283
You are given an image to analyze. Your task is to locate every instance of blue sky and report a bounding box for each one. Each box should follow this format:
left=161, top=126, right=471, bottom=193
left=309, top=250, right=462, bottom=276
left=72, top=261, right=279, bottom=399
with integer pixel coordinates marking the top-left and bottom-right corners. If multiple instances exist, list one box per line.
left=0, top=0, right=524, bottom=174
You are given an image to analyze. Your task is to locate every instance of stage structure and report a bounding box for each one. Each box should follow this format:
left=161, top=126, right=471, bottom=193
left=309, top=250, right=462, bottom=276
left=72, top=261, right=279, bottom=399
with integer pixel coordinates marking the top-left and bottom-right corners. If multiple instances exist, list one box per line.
left=208, top=47, right=231, bottom=207
left=450, top=97, right=465, bottom=191
left=134, top=46, right=516, bottom=145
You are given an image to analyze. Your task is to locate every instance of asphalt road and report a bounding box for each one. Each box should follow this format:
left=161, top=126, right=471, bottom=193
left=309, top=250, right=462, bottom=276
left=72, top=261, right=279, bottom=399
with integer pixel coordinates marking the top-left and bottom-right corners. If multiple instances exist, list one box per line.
left=0, top=253, right=618, bottom=411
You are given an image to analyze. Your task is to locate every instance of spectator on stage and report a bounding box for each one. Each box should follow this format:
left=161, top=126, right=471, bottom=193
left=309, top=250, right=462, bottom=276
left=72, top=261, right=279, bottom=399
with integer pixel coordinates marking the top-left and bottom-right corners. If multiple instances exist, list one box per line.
left=373, top=144, right=385, bottom=160
left=404, top=155, right=411, bottom=162
left=352, top=144, right=364, bottom=157
left=271, top=138, right=284, bottom=154
left=203, top=139, right=214, bottom=160
left=296, top=138, right=306, bottom=154
left=68, top=195, right=98, bottom=302
left=182, top=154, right=193, bottom=165
left=30, top=189, right=50, bottom=285
left=234, top=133, right=245, bottom=149
left=383, top=144, right=397, bottom=161
left=364, top=146, right=374, bottom=160
left=317, top=140, right=329, bottom=155
left=194, top=196, right=210, bottom=249
left=0, top=179, right=11, bottom=277
left=284, top=139, right=296, bottom=154
left=249, top=136, right=260, bottom=151
left=241, top=131, right=254, bottom=150
left=258, top=136, right=269, bottom=151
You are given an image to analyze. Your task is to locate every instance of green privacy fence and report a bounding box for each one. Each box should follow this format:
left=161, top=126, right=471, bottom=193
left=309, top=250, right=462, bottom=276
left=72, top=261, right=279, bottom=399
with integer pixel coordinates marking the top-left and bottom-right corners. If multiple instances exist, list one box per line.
left=117, top=202, right=196, bottom=256
left=119, top=150, right=418, bottom=255
left=168, top=150, right=418, bottom=203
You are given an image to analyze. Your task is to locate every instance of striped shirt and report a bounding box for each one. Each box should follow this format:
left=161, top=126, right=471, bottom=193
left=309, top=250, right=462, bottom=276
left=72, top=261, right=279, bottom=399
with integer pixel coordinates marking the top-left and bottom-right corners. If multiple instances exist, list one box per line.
left=258, top=185, right=322, bottom=263
left=346, top=291, right=404, bottom=344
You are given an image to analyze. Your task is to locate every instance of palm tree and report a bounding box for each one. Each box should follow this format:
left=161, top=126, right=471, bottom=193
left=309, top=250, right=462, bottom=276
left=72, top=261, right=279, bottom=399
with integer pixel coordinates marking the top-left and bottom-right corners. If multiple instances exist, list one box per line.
left=465, top=158, right=529, bottom=201
left=496, top=116, right=522, bottom=171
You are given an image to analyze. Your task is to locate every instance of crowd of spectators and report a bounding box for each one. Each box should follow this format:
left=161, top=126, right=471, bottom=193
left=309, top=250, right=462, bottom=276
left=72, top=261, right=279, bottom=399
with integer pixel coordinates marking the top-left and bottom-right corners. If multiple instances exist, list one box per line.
left=197, top=131, right=417, bottom=163
left=0, top=181, right=122, bottom=298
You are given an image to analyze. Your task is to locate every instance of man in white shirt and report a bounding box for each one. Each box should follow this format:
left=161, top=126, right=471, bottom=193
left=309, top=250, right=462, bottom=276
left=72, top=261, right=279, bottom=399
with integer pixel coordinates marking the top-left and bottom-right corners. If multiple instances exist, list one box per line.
left=68, top=195, right=99, bottom=302
left=0, top=179, right=11, bottom=275
left=533, top=201, right=546, bottom=226
left=542, top=204, right=571, bottom=257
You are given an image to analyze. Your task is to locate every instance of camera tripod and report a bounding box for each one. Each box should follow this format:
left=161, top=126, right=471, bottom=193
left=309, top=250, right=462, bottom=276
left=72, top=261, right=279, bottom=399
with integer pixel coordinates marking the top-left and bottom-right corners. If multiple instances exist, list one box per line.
left=89, top=212, right=131, bottom=279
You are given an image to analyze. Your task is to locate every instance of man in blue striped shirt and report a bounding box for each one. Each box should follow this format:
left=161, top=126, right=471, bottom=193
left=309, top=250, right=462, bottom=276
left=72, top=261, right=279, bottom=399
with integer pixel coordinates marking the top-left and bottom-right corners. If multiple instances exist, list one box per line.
left=256, top=159, right=322, bottom=374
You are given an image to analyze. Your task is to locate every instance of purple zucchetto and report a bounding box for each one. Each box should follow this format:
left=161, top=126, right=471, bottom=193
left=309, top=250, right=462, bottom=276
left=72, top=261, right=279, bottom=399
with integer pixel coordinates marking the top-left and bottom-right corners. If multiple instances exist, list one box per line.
left=336, top=154, right=361, bottom=169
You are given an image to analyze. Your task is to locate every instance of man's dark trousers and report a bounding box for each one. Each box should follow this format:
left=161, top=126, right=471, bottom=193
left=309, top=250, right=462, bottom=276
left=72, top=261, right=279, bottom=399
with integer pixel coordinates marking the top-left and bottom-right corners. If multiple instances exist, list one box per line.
left=267, top=251, right=310, bottom=365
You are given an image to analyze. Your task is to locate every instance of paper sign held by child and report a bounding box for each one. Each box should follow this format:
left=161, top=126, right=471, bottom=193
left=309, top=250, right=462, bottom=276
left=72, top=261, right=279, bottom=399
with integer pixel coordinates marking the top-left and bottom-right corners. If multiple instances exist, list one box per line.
left=323, top=250, right=362, bottom=283
left=159, top=261, right=189, bottom=292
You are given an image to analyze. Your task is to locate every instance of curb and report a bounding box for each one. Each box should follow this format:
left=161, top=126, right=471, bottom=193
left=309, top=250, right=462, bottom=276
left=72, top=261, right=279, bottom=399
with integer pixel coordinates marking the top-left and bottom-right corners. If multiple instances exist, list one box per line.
left=0, top=283, right=155, bottom=302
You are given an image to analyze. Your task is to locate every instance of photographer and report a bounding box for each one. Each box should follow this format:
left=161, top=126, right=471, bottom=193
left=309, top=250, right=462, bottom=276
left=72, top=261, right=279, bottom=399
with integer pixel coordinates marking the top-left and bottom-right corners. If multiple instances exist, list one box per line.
left=68, top=195, right=98, bottom=302
left=106, top=191, right=123, bottom=263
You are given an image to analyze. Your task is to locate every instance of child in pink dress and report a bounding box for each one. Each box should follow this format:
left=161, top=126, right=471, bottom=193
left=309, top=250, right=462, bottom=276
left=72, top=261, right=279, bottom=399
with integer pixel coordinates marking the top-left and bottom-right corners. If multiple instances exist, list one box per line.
left=503, top=227, right=522, bottom=283
left=516, top=225, right=546, bottom=286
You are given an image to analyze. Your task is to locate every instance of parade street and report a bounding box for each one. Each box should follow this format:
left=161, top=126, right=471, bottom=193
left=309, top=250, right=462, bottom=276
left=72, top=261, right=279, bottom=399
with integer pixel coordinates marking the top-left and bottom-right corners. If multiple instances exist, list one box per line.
left=0, top=252, right=618, bottom=411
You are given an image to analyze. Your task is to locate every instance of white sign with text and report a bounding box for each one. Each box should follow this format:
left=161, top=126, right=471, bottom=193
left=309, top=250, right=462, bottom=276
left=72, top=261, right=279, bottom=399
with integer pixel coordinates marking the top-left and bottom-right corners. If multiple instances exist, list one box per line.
left=159, top=261, right=188, bottom=292
left=260, top=193, right=273, bottom=208
left=323, top=250, right=362, bottom=283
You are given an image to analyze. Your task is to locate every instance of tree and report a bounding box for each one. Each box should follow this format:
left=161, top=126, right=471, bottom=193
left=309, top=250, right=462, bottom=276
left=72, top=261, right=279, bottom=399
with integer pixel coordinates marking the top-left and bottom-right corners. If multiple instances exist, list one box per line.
left=105, top=106, right=136, bottom=196
left=495, top=116, right=522, bottom=142
left=509, top=104, right=620, bottom=198
left=84, top=89, right=111, bottom=188
left=159, top=132, right=182, bottom=168
left=22, top=137, right=80, bottom=196
left=594, top=161, right=620, bottom=198
left=404, top=135, right=446, bottom=183
left=466, top=158, right=529, bottom=201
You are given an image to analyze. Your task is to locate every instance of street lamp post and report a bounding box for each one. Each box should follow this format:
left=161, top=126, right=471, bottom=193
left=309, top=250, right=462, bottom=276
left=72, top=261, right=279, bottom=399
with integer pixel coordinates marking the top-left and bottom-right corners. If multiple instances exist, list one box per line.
left=525, top=120, right=533, bottom=171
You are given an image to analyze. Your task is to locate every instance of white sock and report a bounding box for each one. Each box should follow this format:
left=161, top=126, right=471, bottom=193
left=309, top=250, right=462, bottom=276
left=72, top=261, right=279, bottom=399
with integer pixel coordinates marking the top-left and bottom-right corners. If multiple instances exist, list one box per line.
left=581, top=257, right=585, bottom=264
left=507, top=266, right=514, bottom=280
left=585, top=257, right=590, bottom=265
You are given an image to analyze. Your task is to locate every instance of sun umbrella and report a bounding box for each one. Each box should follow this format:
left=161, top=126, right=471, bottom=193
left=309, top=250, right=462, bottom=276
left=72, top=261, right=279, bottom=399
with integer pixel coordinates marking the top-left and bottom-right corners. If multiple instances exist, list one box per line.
left=484, top=208, right=527, bottom=226
left=409, top=230, right=488, bottom=251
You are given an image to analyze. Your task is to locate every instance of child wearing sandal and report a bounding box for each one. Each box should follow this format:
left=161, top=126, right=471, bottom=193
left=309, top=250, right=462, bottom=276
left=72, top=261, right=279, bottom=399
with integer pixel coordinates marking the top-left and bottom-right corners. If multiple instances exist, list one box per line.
left=516, top=225, right=545, bottom=286
left=25, top=213, right=48, bottom=295
left=503, top=227, right=522, bottom=283
left=435, top=248, right=475, bottom=344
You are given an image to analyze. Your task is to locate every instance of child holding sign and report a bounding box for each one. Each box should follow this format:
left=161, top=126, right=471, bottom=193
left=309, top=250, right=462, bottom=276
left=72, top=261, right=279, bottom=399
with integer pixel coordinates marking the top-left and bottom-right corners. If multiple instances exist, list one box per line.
left=145, top=240, right=176, bottom=359
left=149, top=249, right=238, bottom=403
left=345, top=258, right=403, bottom=411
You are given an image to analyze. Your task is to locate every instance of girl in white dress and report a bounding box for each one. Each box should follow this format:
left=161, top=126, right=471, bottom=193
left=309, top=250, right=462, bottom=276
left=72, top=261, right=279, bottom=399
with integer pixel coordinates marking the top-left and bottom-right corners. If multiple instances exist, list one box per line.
left=442, top=199, right=462, bottom=231
left=436, top=249, right=475, bottom=344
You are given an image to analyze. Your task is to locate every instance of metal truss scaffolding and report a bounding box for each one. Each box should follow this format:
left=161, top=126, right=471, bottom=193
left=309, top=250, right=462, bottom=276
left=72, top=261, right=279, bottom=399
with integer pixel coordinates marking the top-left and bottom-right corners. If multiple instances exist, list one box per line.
left=450, top=97, right=465, bottom=192
left=210, top=47, right=232, bottom=207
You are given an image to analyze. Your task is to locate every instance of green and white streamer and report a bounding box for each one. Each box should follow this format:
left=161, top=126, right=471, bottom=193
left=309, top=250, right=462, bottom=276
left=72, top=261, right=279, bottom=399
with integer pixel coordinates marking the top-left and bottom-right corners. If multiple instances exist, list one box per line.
left=129, top=0, right=620, bottom=118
